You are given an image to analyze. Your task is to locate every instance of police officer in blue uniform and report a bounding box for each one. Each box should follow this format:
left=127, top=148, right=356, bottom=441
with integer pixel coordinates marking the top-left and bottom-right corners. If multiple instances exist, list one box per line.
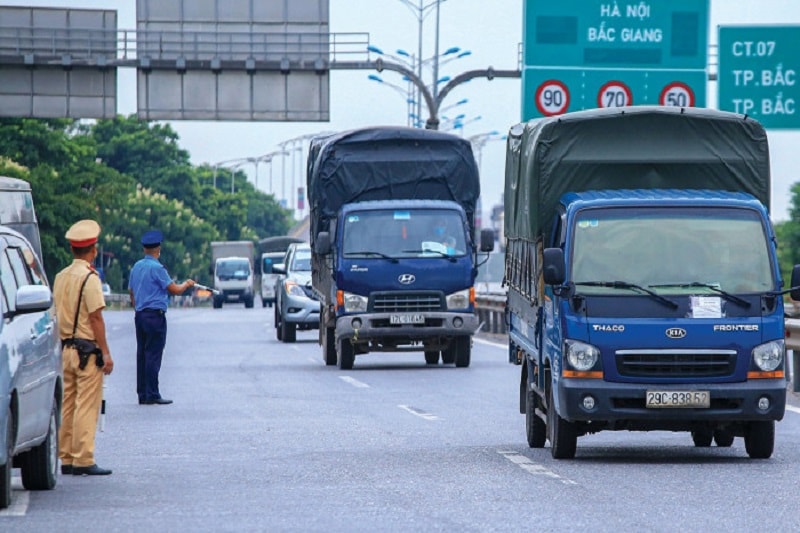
left=128, top=230, right=195, bottom=405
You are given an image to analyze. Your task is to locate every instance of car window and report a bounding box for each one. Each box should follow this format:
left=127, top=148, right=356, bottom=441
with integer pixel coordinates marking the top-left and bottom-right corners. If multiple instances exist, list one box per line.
left=5, top=234, right=46, bottom=287
left=0, top=248, right=18, bottom=313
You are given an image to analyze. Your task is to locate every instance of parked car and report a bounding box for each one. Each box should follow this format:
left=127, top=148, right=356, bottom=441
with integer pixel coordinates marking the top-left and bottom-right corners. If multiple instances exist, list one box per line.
left=0, top=225, right=61, bottom=508
left=273, top=243, right=320, bottom=343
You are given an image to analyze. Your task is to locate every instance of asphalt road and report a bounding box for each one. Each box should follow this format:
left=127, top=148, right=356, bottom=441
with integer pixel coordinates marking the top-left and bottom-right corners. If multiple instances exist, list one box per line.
left=3, top=305, right=800, bottom=531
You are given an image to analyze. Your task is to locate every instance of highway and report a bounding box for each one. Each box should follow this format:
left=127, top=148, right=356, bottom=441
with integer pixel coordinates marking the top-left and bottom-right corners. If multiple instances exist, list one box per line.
left=3, top=305, right=800, bottom=531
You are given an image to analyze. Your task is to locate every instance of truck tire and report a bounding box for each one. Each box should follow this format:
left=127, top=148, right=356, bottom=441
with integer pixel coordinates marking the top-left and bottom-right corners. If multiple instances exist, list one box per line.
left=441, top=345, right=456, bottom=365
left=454, top=337, right=471, bottom=368
left=262, top=297, right=267, bottom=308
left=338, top=339, right=355, bottom=370
left=20, top=402, right=57, bottom=490
left=0, top=408, right=13, bottom=509
left=323, top=327, right=337, bottom=366
left=526, top=390, right=546, bottom=448
left=213, top=297, right=222, bottom=309
left=713, top=429, right=735, bottom=447
left=245, top=296, right=254, bottom=308
left=744, top=421, right=774, bottom=459
left=691, top=428, right=713, bottom=447
left=547, top=386, right=577, bottom=459
left=424, top=351, right=439, bottom=365
left=281, top=318, right=296, bottom=343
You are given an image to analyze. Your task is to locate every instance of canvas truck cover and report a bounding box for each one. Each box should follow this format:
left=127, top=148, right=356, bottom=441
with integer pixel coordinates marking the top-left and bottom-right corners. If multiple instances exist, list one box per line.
left=504, top=106, right=771, bottom=243
left=307, top=126, right=480, bottom=247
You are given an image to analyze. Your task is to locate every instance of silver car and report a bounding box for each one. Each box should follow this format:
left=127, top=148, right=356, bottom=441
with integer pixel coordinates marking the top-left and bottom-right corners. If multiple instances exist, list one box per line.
left=0, top=226, right=61, bottom=508
left=274, top=243, right=320, bottom=343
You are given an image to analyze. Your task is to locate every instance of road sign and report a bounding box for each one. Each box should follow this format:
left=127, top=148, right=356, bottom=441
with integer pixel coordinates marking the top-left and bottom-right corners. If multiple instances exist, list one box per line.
left=718, top=26, right=800, bottom=129
left=521, top=0, right=709, bottom=120
left=535, top=80, right=570, bottom=116
left=660, top=81, right=695, bottom=107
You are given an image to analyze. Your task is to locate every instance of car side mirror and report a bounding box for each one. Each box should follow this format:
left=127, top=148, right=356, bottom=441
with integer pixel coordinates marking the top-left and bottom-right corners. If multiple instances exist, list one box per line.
left=316, top=232, right=331, bottom=255
left=479, top=228, right=495, bottom=252
left=543, top=247, right=566, bottom=285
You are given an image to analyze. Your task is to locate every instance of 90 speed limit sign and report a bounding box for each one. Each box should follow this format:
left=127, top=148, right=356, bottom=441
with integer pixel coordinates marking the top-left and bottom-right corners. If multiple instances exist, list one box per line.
left=660, top=82, right=695, bottom=107
left=597, top=81, right=633, bottom=108
left=535, top=80, right=570, bottom=116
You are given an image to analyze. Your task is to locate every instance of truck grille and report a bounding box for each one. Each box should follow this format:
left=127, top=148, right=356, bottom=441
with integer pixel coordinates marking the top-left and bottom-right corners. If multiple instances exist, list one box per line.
left=615, top=350, right=736, bottom=378
left=371, top=291, right=443, bottom=313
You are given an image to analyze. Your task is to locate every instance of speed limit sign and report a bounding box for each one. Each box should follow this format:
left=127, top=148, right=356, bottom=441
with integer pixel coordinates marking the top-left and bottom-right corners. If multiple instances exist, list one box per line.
left=598, top=81, right=633, bottom=108
left=535, top=80, right=569, bottom=116
left=660, top=82, right=695, bottom=107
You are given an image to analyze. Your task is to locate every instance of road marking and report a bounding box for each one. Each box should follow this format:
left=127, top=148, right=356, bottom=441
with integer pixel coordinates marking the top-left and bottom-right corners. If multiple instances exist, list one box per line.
left=787, top=405, right=800, bottom=415
left=339, top=376, right=370, bottom=388
left=473, top=337, right=506, bottom=349
left=0, top=482, right=29, bottom=516
left=497, top=450, right=577, bottom=485
left=398, top=404, right=440, bottom=421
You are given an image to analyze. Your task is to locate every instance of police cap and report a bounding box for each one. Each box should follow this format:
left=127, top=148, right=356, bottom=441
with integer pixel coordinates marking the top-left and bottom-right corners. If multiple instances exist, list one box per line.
left=65, top=219, right=100, bottom=247
left=141, top=229, right=163, bottom=248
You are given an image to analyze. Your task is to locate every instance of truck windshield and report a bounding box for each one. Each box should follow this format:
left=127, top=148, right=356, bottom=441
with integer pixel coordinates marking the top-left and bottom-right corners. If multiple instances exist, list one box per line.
left=217, top=259, right=250, bottom=279
left=342, top=209, right=467, bottom=258
left=570, top=207, right=773, bottom=295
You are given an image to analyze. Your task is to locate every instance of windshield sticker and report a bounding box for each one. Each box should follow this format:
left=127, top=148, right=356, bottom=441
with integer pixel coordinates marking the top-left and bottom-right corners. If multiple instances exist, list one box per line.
left=347, top=215, right=360, bottom=223
left=577, top=219, right=599, bottom=228
left=690, top=296, right=722, bottom=318
left=394, top=211, right=411, bottom=220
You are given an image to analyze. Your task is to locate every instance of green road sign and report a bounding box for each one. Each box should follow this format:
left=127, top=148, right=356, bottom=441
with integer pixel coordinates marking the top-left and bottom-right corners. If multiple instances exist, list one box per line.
left=522, top=69, right=706, bottom=118
left=718, top=26, right=799, bottom=129
left=522, top=0, right=709, bottom=120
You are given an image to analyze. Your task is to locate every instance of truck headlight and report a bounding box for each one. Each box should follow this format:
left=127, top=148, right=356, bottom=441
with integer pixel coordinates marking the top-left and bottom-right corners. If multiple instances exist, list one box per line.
left=446, top=289, right=470, bottom=310
left=752, top=340, right=784, bottom=372
left=565, top=340, right=600, bottom=371
left=343, top=292, right=368, bottom=313
left=284, top=280, right=306, bottom=297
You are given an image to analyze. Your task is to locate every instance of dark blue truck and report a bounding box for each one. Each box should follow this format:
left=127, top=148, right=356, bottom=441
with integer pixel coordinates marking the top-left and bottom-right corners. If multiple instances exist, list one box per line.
left=504, top=106, right=800, bottom=459
left=308, top=127, right=494, bottom=369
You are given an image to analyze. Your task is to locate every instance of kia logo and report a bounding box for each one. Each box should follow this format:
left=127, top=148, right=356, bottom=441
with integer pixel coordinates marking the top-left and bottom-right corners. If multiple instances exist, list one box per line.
left=398, top=274, right=416, bottom=285
left=666, top=328, right=686, bottom=339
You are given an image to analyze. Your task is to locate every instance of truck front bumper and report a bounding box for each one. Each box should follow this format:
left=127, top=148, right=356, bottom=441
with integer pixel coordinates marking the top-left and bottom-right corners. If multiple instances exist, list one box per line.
left=336, top=311, right=479, bottom=343
left=554, top=378, right=786, bottom=424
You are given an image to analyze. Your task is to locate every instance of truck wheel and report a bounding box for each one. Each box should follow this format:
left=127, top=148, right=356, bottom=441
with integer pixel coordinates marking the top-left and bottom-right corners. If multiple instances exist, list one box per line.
left=454, top=337, right=471, bottom=368
left=424, top=351, right=439, bottom=365
left=744, top=421, right=774, bottom=459
left=441, top=345, right=456, bottom=365
left=547, top=386, right=577, bottom=459
left=713, top=429, right=735, bottom=447
left=691, top=428, right=713, bottom=447
left=323, top=327, right=337, bottom=366
left=338, top=339, right=355, bottom=370
left=281, top=318, right=296, bottom=343
left=262, top=298, right=267, bottom=308
left=20, top=402, right=57, bottom=490
left=213, top=297, right=222, bottom=309
left=526, top=390, right=546, bottom=448
left=0, top=408, right=13, bottom=509
left=245, top=296, right=254, bottom=309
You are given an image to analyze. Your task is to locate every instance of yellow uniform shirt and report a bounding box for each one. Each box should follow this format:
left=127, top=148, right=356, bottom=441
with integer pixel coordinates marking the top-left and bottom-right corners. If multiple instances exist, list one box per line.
left=53, top=259, right=105, bottom=341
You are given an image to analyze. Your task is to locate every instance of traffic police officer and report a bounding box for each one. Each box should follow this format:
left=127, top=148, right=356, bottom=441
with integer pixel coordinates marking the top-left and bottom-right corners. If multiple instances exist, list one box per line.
left=128, top=229, right=195, bottom=405
left=53, top=219, right=114, bottom=476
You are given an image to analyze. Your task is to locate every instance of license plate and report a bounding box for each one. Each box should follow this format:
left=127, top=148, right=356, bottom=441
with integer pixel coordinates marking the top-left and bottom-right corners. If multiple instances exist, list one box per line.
left=646, top=390, right=710, bottom=408
left=390, top=314, right=425, bottom=325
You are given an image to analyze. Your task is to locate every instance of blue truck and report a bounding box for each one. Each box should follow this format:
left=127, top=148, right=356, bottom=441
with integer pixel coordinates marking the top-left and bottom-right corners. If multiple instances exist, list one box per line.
left=308, top=126, right=494, bottom=369
left=504, top=106, right=800, bottom=459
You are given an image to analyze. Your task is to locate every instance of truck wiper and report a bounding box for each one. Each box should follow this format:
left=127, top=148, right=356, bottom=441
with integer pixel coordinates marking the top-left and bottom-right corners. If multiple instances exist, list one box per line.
left=346, top=250, right=399, bottom=263
left=401, top=249, right=457, bottom=262
left=574, top=281, right=679, bottom=309
left=649, top=282, right=751, bottom=308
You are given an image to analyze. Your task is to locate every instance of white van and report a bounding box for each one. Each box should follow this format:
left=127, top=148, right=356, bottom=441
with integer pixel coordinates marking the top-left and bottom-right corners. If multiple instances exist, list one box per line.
left=260, top=251, right=285, bottom=308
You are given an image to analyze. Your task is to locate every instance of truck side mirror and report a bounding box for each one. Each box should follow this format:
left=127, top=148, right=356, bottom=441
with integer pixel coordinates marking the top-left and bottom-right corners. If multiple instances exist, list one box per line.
left=542, top=247, right=565, bottom=285
left=315, top=232, right=331, bottom=255
left=790, top=264, right=800, bottom=301
left=479, top=228, right=495, bottom=252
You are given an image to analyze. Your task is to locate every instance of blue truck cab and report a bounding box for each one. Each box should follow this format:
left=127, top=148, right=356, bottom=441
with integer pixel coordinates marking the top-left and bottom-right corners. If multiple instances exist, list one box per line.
left=308, top=127, right=493, bottom=370
left=504, top=107, right=799, bottom=459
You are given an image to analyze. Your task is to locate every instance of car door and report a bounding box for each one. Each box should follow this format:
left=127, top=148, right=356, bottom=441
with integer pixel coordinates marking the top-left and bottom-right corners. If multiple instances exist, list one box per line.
left=1, top=234, right=57, bottom=445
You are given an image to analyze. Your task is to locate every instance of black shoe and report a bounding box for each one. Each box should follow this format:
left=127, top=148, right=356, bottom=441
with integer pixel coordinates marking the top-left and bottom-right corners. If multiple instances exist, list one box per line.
left=72, top=464, right=112, bottom=476
left=144, top=398, right=173, bottom=405
left=61, top=464, right=73, bottom=475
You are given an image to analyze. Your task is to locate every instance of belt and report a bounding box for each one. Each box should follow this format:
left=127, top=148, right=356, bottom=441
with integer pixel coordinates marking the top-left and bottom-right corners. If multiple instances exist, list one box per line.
left=138, top=308, right=165, bottom=315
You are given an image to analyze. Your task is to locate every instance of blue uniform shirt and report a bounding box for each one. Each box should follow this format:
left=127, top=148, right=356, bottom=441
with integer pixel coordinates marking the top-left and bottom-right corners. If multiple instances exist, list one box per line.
left=128, top=255, right=173, bottom=311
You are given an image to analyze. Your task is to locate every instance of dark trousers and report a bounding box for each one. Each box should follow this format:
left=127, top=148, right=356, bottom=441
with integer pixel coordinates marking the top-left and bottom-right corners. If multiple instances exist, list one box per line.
left=134, top=309, right=168, bottom=401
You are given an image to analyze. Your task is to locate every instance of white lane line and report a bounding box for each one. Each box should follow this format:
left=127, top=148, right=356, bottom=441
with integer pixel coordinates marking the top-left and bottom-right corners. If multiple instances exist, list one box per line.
left=786, top=405, right=800, bottom=415
left=497, top=450, right=577, bottom=485
left=398, top=404, right=441, bottom=421
left=473, top=337, right=506, bottom=349
left=0, top=484, right=29, bottom=516
left=339, top=376, right=370, bottom=388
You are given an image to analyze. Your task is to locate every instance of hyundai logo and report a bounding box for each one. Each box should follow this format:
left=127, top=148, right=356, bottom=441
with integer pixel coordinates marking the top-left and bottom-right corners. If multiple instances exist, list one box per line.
left=666, top=328, right=687, bottom=339
left=398, top=274, right=416, bottom=285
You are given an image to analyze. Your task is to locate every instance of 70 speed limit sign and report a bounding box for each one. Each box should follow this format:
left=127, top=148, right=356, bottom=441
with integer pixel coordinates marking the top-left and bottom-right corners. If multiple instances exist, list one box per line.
left=535, top=80, right=570, bottom=116
left=660, top=82, right=695, bottom=107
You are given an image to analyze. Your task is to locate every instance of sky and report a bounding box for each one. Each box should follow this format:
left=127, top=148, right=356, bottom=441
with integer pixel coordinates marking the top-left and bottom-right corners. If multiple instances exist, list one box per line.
left=4, top=0, right=800, bottom=224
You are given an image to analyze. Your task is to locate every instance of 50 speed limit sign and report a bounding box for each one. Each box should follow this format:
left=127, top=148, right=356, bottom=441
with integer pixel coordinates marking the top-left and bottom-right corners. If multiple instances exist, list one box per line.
left=535, top=80, right=569, bottom=116
left=660, top=82, right=695, bottom=107
left=598, top=81, right=633, bottom=108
